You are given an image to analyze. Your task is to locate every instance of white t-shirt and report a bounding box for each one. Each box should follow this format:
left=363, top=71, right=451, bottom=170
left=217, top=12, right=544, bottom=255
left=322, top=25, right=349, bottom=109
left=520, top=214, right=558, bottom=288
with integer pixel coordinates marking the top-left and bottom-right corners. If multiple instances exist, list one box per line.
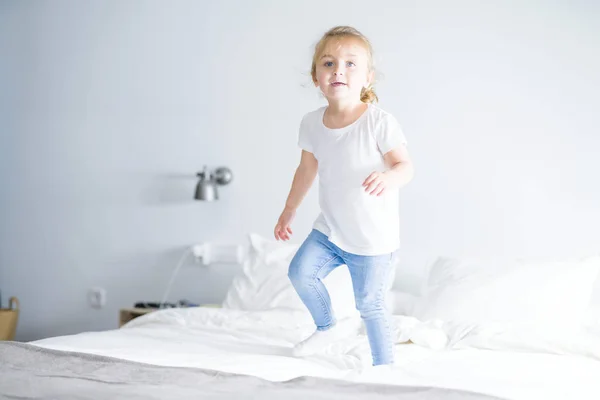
left=298, top=103, right=408, bottom=256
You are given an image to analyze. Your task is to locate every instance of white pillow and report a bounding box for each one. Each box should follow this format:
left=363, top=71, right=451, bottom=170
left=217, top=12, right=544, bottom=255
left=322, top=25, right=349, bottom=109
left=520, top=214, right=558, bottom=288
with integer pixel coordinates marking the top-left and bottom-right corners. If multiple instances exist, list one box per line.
left=453, top=321, right=600, bottom=361
left=222, top=233, right=359, bottom=319
left=388, top=290, right=419, bottom=316
left=586, top=306, right=600, bottom=336
left=425, top=256, right=507, bottom=288
left=586, top=271, right=600, bottom=335
left=414, top=255, right=600, bottom=335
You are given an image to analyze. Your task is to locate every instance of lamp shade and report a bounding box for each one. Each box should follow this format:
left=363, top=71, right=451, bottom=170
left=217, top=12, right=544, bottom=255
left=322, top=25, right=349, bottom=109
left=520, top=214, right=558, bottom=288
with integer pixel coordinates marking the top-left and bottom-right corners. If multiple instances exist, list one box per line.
left=195, top=179, right=218, bottom=201
left=194, top=166, right=232, bottom=201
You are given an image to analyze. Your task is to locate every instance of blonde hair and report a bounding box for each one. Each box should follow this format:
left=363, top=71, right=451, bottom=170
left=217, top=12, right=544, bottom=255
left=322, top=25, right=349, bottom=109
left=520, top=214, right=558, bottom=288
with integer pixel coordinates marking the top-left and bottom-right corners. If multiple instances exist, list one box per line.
left=311, top=26, right=378, bottom=103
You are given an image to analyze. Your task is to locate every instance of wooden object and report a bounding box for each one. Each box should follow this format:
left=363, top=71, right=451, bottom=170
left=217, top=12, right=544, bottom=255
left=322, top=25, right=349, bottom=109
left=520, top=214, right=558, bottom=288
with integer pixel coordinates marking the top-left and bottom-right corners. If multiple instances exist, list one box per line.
left=0, top=297, right=20, bottom=340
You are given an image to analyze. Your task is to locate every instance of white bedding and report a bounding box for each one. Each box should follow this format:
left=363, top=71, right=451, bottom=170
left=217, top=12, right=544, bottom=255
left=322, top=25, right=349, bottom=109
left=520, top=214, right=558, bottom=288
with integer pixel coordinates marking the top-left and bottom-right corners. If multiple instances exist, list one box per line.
left=30, top=306, right=600, bottom=400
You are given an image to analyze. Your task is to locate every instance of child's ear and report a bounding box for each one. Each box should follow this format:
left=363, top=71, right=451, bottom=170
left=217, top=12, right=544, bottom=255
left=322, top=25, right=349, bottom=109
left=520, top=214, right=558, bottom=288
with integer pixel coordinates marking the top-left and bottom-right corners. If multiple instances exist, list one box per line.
left=367, top=70, right=375, bottom=86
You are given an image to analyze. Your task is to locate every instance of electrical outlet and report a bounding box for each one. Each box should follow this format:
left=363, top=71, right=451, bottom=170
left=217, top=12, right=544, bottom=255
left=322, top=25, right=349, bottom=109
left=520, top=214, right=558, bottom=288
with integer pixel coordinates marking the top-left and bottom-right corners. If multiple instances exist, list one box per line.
left=88, top=287, right=107, bottom=309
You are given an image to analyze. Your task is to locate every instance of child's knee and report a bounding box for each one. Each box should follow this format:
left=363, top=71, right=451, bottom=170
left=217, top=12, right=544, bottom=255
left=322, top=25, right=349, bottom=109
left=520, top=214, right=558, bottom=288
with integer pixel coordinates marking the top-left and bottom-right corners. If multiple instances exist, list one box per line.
left=355, top=296, right=386, bottom=319
left=288, top=261, right=310, bottom=286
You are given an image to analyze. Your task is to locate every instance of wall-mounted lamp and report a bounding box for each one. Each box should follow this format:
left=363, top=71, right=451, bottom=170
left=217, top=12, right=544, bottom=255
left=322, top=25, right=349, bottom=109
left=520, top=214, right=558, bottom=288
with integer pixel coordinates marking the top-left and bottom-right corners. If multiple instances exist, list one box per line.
left=194, top=166, right=233, bottom=201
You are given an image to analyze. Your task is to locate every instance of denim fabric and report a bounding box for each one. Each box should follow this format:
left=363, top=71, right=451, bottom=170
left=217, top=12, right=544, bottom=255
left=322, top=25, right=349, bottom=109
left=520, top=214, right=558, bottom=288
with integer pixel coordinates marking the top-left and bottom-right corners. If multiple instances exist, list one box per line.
left=288, top=229, right=395, bottom=365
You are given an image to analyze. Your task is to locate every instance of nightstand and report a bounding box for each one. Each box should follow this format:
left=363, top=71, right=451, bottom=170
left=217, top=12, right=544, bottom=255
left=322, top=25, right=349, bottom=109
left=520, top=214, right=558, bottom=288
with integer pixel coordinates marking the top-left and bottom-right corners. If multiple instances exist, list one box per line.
left=0, top=297, right=20, bottom=341
left=119, top=308, right=155, bottom=327
left=119, top=304, right=222, bottom=327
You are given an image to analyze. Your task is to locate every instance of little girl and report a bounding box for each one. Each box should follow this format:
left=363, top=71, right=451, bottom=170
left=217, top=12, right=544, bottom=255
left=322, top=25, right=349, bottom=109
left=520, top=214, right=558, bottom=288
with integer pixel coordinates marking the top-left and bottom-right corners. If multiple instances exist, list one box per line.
left=274, top=26, right=414, bottom=367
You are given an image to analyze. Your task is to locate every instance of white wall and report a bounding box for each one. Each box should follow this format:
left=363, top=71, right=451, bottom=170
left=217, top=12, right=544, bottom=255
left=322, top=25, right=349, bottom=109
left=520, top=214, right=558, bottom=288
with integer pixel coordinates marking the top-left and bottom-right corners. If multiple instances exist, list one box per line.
left=1, top=0, right=599, bottom=341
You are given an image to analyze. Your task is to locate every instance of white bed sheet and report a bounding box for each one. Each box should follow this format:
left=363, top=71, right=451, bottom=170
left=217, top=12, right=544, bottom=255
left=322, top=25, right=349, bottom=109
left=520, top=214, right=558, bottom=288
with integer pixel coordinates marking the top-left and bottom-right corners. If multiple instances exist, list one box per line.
left=31, top=307, right=600, bottom=400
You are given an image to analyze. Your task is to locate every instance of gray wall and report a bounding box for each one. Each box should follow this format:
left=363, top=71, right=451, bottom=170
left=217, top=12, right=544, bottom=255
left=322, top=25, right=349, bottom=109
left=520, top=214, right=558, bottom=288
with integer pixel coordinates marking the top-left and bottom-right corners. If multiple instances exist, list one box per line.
left=1, top=0, right=599, bottom=341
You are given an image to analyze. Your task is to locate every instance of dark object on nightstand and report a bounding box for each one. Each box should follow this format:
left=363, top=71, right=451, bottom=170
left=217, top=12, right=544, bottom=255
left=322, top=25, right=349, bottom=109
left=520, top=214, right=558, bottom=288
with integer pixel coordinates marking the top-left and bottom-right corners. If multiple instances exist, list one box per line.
left=134, top=299, right=200, bottom=309
left=134, top=302, right=177, bottom=309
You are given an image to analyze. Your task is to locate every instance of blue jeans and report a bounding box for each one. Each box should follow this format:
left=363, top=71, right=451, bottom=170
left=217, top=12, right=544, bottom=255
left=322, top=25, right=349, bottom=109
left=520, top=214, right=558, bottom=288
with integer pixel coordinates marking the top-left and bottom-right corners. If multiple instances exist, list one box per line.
left=288, top=229, right=395, bottom=365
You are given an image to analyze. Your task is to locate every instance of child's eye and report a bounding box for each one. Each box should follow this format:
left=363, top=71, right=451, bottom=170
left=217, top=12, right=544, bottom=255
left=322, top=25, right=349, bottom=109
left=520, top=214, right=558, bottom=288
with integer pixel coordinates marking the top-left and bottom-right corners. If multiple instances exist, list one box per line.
left=346, top=61, right=355, bottom=67
left=324, top=61, right=334, bottom=67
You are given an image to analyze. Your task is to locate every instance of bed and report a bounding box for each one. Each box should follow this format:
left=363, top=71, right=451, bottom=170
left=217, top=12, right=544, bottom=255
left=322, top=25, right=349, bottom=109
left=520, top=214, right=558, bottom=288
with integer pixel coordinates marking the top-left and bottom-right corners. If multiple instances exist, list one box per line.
left=2, top=234, right=600, bottom=399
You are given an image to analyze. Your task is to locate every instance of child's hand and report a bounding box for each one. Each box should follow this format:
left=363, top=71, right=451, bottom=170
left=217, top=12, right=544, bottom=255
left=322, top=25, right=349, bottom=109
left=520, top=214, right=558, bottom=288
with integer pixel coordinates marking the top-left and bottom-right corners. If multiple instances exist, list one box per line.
left=274, top=207, right=296, bottom=241
left=362, top=171, right=389, bottom=196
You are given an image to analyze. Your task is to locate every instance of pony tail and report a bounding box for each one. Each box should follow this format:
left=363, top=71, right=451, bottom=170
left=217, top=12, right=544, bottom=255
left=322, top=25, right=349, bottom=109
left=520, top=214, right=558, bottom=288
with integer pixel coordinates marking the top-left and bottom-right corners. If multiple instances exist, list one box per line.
left=360, top=86, right=378, bottom=103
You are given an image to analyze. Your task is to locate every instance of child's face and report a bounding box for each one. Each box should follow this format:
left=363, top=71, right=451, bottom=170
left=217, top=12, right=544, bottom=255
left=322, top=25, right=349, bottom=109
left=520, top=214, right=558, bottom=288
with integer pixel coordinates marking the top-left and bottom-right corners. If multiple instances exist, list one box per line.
left=314, top=37, right=372, bottom=104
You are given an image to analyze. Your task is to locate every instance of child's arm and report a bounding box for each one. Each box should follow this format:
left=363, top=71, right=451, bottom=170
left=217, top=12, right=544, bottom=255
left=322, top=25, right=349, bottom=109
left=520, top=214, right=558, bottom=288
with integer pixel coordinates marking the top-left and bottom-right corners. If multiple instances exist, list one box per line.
left=274, top=150, right=318, bottom=241
left=363, top=145, right=414, bottom=196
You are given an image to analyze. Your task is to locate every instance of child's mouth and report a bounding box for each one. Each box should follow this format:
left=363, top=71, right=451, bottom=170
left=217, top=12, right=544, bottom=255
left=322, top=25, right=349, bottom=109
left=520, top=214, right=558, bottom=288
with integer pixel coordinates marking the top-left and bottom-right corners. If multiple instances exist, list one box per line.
left=331, top=82, right=346, bottom=87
